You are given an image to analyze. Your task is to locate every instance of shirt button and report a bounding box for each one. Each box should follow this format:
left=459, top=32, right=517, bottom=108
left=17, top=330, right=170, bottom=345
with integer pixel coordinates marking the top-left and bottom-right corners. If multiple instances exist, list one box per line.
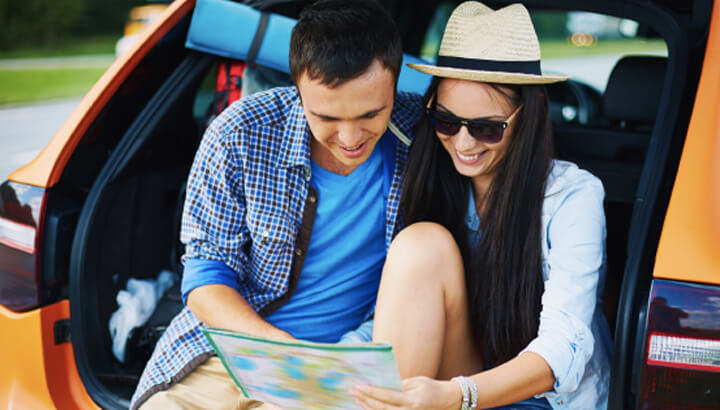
left=556, top=400, right=564, bottom=405
left=309, top=194, right=317, bottom=203
left=295, top=248, right=304, bottom=256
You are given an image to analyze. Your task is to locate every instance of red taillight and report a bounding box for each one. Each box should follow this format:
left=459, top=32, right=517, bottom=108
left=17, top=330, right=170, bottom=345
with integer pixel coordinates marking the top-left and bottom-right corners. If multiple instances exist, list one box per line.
left=639, top=280, right=720, bottom=409
left=0, top=181, right=46, bottom=311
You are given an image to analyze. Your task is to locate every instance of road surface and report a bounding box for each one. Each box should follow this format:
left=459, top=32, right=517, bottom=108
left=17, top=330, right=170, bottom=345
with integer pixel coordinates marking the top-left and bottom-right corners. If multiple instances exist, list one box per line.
left=0, top=98, right=80, bottom=181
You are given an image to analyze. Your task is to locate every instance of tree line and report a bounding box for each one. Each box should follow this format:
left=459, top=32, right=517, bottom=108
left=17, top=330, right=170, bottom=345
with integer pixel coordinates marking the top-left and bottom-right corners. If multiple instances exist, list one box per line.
left=0, top=0, right=147, bottom=49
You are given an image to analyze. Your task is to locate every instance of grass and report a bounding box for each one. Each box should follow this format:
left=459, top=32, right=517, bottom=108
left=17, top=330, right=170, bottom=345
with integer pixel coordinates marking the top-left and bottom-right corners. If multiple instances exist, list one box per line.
left=0, top=67, right=108, bottom=105
left=0, top=35, right=117, bottom=59
left=540, top=38, right=668, bottom=58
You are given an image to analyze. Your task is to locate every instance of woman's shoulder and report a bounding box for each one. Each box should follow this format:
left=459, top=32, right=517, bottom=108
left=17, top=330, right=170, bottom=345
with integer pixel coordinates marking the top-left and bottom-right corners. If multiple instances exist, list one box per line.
left=544, top=160, right=605, bottom=212
left=546, top=160, right=604, bottom=196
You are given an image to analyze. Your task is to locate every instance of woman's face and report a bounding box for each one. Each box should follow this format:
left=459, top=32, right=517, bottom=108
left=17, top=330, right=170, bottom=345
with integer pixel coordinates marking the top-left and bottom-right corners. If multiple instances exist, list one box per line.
left=434, top=79, right=519, bottom=191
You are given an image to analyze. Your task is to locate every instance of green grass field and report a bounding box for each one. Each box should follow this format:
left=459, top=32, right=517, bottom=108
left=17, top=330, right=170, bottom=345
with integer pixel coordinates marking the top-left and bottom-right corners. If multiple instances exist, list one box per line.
left=0, top=36, right=116, bottom=60
left=0, top=67, right=107, bottom=105
left=0, top=35, right=115, bottom=105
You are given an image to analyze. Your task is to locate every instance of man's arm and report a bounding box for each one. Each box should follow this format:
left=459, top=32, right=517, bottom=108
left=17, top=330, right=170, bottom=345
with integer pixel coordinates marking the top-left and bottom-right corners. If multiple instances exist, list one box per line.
left=181, top=258, right=293, bottom=339
left=180, top=115, right=291, bottom=340
left=187, top=284, right=292, bottom=339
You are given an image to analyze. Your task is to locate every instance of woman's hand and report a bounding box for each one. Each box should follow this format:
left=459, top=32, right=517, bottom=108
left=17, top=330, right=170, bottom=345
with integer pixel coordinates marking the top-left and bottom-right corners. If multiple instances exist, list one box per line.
left=349, top=376, right=462, bottom=410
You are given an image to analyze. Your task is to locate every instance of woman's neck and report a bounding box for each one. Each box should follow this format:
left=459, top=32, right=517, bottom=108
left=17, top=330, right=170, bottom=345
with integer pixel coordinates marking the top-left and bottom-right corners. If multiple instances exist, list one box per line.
left=471, top=176, right=492, bottom=216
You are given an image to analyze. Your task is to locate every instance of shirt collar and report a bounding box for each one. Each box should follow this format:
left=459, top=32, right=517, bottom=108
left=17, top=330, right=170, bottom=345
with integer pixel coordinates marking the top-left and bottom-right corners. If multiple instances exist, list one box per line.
left=278, top=91, right=312, bottom=170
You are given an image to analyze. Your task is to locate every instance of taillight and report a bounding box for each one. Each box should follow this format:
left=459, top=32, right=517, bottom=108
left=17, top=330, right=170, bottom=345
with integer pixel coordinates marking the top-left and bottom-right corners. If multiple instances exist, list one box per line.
left=0, top=180, right=46, bottom=311
left=639, top=279, right=720, bottom=409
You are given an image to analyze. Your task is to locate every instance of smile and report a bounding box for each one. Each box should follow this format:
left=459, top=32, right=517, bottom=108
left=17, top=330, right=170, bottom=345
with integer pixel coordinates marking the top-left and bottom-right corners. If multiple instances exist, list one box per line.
left=456, top=150, right=486, bottom=165
left=341, top=143, right=364, bottom=151
left=338, top=141, right=369, bottom=158
left=458, top=152, right=480, bottom=161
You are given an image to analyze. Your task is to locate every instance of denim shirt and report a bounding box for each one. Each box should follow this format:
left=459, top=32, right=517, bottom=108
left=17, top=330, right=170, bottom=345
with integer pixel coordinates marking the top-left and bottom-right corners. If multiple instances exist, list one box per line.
left=466, top=160, right=612, bottom=409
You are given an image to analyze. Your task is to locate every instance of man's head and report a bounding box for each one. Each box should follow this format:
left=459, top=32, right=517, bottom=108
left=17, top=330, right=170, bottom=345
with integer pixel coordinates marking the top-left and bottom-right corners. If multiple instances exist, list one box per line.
left=289, top=0, right=402, bottom=88
left=290, top=0, right=402, bottom=174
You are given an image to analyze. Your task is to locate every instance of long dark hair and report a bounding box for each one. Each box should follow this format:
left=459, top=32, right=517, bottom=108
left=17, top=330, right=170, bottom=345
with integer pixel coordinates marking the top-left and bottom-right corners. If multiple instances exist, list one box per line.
left=400, top=77, right=554, bottom=367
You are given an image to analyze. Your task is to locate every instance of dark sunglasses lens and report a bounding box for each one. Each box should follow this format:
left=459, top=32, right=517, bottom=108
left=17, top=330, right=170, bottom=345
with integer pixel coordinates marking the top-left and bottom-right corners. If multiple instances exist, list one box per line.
left=469, top=123, right=503, bottom=143
left=430, top=115, right=461, bottom=135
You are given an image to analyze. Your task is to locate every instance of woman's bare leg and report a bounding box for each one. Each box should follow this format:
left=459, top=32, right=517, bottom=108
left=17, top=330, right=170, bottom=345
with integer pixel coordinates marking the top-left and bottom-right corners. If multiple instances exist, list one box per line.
left=373, top=222, right=481, bottom=380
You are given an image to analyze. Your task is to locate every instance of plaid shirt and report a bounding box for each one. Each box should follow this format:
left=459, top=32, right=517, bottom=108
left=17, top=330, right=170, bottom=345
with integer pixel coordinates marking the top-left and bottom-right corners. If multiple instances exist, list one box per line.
left=130, top=86, right=420, bottom=409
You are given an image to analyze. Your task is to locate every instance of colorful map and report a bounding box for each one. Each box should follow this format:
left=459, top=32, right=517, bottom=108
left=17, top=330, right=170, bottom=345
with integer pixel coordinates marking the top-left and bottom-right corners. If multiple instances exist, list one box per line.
left=203, top=328, right=403, bottom=409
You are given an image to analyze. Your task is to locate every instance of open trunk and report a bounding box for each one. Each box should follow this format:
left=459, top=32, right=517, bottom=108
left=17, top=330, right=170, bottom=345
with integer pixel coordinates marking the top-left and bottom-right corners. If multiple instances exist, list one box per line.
left=49, top=1, right=707, bottom=408
left=66, top=42, right=218, bottom=407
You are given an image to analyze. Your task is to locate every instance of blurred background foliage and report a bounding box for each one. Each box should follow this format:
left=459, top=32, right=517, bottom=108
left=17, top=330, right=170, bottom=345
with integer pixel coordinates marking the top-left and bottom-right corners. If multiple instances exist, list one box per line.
left=0, top=0, right=145, bottom=50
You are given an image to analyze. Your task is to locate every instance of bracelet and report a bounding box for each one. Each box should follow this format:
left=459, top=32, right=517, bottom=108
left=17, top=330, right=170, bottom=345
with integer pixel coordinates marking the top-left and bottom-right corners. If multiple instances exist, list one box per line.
left=467, top=376, right=478, bottom=409
left=451, top=376, right=470, bottom=410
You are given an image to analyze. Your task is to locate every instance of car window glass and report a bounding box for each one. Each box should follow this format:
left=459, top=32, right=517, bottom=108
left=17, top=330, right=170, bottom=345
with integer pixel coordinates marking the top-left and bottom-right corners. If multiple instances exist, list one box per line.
left=534, top=11, right=668, bottom=93
left=418, top=6, right=668, bottom=94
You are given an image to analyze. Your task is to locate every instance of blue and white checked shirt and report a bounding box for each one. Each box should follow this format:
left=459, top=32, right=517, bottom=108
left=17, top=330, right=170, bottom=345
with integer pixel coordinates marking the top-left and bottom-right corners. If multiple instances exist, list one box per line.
left=130, top=86, right=421, bottom=409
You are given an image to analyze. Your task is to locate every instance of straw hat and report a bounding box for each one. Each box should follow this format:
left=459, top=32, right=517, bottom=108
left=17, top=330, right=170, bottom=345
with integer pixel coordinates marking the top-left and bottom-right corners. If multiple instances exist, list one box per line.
left=409, top=1, right=568, bottom=84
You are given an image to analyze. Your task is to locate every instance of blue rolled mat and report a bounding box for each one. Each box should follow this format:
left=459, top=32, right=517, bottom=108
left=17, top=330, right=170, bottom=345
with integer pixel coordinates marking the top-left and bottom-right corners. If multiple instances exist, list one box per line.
left=185, top=0, right=432, bottom=94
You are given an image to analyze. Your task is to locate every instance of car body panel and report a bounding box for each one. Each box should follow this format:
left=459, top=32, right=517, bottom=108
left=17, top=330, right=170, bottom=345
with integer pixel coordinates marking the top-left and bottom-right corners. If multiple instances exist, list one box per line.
left=654, top=0, right=720, bottom=286
left=7, top=0, right=195, bottom=190
left=0, top=300, right=97, bottom=409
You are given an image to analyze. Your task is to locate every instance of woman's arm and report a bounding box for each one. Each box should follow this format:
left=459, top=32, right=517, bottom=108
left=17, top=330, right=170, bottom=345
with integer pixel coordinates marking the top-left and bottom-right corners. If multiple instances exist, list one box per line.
left=350, top=352, right=552, bottom=409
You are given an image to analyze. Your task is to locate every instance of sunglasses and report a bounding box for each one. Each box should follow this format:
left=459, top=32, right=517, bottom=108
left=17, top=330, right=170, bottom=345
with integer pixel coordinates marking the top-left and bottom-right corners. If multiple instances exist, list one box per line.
left=426, top=104, right=522, bottom=144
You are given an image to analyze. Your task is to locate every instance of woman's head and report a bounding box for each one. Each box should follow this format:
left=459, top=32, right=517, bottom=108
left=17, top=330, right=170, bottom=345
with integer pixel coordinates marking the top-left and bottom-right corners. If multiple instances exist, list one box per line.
left=420, top=76, right=551, bottom=197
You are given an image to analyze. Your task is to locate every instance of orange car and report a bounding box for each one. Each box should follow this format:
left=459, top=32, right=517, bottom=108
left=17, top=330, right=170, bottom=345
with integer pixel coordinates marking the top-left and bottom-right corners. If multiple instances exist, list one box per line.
left=1, top=0, right=718, bottom=408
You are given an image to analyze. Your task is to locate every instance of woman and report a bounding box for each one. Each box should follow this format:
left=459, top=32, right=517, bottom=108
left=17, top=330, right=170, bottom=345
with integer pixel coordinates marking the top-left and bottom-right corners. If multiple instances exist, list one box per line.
left=350, top=2, right=611, bottom=409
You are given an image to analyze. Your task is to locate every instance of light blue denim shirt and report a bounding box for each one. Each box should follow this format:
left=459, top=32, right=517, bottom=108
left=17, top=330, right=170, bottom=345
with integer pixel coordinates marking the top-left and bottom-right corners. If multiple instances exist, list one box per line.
left=466, top=160, right=612, bottom=409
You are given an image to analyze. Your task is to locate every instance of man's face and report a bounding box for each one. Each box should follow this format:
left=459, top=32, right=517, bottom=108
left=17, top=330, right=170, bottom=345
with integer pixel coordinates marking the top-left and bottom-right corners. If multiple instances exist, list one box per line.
left=297, top=60, right=395, bottom=175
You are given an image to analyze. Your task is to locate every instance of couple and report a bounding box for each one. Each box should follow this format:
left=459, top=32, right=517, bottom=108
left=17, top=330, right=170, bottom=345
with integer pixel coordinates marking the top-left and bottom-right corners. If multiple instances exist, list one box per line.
left=132, top=0, right=611, bottom=409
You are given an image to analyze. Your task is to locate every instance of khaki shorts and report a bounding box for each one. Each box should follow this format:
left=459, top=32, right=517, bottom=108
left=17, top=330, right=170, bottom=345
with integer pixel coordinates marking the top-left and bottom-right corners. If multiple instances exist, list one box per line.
left=140, top=357, right=268, bottom=410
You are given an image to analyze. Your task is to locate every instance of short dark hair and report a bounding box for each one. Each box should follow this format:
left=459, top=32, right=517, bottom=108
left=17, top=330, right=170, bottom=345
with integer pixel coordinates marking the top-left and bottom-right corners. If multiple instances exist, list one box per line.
left=289, top=0, right=402, bottom=88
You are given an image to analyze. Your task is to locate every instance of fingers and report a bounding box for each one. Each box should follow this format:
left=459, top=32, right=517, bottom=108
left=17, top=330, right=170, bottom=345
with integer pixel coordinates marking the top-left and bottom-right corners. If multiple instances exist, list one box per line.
left=352, top=390, right=394, bottom=410
left=350, top=385, right=405, bottom=409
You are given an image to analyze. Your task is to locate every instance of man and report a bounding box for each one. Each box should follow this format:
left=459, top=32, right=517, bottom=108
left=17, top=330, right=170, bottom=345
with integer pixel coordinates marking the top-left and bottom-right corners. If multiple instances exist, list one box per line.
left=130, top=0, right=420, bottom=408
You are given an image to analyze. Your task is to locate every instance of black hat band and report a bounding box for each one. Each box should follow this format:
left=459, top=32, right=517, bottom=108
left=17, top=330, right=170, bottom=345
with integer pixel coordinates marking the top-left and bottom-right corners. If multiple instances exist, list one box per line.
left=437, top=56, right=542, bottom=75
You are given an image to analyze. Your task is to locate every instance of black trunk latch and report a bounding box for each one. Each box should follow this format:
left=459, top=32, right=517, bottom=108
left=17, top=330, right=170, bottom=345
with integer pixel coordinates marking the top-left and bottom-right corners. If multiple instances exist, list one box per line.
left=54, top=319, right=71, bottom=344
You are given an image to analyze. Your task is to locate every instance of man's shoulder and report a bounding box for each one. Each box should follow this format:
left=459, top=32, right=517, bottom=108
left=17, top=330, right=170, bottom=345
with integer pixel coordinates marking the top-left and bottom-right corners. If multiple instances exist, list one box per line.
left=390, top=91, right=423, bottom=141
left=213, top=86, right=300, bottom=132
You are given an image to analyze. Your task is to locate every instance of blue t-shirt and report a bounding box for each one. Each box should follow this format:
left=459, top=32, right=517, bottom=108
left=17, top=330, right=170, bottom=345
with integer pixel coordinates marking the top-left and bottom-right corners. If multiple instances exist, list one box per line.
left=263, top=143, right=386, bottom=342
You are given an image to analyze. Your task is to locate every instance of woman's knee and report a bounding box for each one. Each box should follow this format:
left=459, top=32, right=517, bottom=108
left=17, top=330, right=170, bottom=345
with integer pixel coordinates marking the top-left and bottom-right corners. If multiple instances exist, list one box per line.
left=385, top=222, right=464, bottom=278
left=391, top=222, right=460, bottom=257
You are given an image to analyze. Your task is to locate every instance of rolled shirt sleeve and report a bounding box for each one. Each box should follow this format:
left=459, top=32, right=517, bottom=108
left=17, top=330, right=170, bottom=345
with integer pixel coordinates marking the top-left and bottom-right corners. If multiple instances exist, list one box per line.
left=521, top=171, right=606, bottom=395
left=181, top=258, right=240, bottom=304
left=179, top=116, right=248, bottom=297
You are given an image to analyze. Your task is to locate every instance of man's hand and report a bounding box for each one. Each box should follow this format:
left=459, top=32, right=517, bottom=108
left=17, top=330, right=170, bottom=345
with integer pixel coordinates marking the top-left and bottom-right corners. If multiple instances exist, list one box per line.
left=349, top=376, right=463, bottom=410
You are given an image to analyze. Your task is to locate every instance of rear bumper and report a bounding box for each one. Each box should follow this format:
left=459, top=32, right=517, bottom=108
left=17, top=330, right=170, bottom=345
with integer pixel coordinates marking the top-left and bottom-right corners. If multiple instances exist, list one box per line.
left=0, top=300, right=98, bottom=409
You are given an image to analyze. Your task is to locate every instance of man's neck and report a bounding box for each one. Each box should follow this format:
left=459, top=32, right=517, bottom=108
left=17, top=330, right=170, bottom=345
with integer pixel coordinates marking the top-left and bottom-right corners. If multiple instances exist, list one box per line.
left=310, top=139, right=360, bottom=176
